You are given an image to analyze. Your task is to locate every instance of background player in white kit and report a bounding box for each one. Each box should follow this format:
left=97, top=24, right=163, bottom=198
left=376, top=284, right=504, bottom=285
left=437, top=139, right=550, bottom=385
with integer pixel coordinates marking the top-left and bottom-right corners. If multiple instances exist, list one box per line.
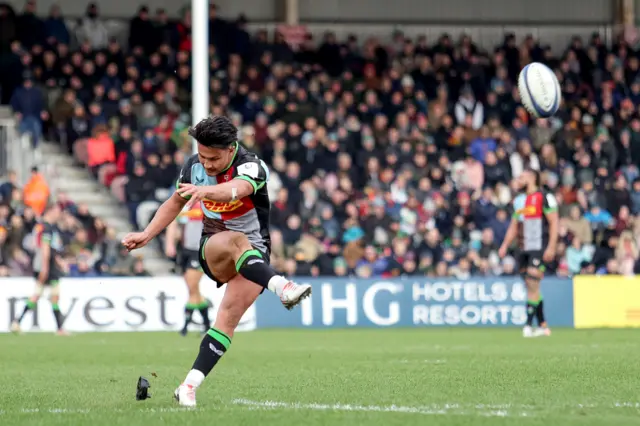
left=165, top=204, right=210, bottom=336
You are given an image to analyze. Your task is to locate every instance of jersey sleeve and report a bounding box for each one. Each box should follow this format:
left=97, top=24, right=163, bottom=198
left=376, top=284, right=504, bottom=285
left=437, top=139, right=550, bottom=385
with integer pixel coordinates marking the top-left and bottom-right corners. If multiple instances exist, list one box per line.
left=543, top=191, right=558, bottom=214
left=233, top=157, right=269, bottom=194
left=175, top=155, right=198, bottom=199
left=511, top=194, right=525, bottom=220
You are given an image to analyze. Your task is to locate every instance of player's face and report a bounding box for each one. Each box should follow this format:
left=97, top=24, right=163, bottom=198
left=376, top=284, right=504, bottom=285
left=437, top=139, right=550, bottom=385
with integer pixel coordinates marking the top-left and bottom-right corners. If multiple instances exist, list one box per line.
left=197, top=144, right=235, bottom=176
left=516, top=170, right=532, bottom=190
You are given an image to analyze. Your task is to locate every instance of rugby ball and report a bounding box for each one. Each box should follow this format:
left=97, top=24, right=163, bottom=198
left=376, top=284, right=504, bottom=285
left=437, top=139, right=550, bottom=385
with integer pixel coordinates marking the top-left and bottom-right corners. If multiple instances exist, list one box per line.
left=517, top=62, right=561, bottom=118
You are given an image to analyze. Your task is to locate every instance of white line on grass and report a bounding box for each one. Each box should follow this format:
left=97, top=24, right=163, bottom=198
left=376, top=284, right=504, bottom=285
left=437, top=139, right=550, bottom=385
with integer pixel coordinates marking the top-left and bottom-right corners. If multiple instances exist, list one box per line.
left=5, top=400, right=640, bottom=418
left=231, top=399, right=514, bottom=417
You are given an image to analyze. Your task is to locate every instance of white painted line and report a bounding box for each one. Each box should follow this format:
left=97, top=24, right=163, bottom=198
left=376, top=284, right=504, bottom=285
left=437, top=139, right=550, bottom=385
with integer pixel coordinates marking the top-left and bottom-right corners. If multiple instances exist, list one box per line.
left=3, top=400, right=639, bottom=418
left=393, top=359, right=447, bottom=365
left=231, top=399, right=520, bottom=417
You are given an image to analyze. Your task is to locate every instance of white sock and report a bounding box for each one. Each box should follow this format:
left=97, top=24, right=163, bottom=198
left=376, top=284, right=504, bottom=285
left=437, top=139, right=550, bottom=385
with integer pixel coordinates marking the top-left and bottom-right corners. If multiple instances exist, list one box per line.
left=268, top=275, right=289, bottom=296
left=184, top=369, right=205, bottom=388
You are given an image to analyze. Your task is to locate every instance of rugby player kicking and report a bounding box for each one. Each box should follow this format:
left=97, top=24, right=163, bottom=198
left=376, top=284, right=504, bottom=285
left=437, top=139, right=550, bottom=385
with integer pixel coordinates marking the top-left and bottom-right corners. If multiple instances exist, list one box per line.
left=165, top=203, right=211, bottom=336
left=498, top=168, right=558, bottom=338
left=122, top=116, right=311, bottom=407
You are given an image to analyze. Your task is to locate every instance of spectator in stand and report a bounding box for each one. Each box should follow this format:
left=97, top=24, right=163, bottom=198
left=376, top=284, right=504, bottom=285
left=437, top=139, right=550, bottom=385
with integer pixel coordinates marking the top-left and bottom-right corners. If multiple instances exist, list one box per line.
left=44, top=4, right=70, bottom=46
left=6, top=4, right=640, bottom=278
left=75, top=3, right=108, bottom=50
left=128, top=6, right=156, bottom=54
left=87, top=125, right=115, bottom=176
left=22, top=167, right=49, bottom=217
left=16, top=1, right=44, bottom=50
left=11, top=74, right=47, bottom=147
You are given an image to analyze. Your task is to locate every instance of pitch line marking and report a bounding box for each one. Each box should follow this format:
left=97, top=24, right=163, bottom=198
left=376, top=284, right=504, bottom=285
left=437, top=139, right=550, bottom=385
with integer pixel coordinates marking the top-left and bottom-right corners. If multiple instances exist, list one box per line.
left=5, top=401, right=640, bottom=418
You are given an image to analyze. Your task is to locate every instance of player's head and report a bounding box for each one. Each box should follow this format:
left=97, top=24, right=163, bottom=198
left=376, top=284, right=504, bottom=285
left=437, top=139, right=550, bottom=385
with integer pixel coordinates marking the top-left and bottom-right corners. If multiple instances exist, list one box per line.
left=519, top=167, right=541, bottom=191
left=189, top=115, right=238, bottom=176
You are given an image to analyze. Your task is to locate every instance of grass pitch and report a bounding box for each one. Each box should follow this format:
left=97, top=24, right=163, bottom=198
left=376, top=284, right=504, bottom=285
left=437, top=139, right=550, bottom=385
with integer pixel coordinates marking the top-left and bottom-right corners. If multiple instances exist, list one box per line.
left=0, top=329, right=639, bottom=426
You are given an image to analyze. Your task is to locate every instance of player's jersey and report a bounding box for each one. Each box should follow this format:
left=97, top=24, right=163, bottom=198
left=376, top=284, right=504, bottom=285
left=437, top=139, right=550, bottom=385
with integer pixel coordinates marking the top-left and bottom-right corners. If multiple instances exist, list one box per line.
left=32, top=222, right=64, bottom=272
left=512, top=190, right=558, bottom=252
left=177, top=204, right=204, bottom=251
left=176, top=144, right=271, bottom=253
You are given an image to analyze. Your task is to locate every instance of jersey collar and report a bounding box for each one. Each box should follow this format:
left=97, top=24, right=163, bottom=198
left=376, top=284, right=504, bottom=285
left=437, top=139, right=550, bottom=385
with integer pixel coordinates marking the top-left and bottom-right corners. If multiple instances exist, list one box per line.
left=221, top=142, right=239, bottom=173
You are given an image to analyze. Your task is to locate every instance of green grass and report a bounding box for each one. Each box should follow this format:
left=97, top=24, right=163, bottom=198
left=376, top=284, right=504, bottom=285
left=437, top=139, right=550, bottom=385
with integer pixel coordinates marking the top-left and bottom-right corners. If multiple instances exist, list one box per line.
left=1, top=329, right=639, bottom=426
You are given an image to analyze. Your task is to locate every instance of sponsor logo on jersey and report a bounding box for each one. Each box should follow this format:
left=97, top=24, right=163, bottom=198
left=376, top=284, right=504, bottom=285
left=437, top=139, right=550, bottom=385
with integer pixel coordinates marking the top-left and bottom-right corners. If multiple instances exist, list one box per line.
left=516, top=205, right=538, bottom=216
left=202, top=199, right=244, bottom=213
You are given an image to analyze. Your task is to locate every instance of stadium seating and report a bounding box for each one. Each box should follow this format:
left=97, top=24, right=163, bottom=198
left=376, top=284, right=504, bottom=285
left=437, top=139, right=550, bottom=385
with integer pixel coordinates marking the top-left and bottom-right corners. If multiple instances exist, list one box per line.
left=1, top=2, right=639, bottom=279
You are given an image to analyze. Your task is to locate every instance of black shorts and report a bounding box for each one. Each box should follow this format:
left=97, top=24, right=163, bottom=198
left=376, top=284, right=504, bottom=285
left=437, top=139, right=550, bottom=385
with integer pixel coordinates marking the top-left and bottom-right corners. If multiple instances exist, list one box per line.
left=198, top=235, right=271, bottom=288
left=33, top=270, right=62, bottom=285
left=179, top=249, right=202, bottom=272
left=518, top=251, right=545, bottom=275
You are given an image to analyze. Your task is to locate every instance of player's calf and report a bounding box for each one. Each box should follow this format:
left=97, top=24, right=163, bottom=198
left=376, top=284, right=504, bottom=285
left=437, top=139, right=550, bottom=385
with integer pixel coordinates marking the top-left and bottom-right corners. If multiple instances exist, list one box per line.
left=177, top=275, right=259, bottom=406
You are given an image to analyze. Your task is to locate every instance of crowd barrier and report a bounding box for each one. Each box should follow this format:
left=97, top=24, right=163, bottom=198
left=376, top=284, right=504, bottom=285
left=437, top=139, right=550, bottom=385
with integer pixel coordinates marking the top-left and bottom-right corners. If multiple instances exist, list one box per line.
left=0, top=275, right=638, bottom=332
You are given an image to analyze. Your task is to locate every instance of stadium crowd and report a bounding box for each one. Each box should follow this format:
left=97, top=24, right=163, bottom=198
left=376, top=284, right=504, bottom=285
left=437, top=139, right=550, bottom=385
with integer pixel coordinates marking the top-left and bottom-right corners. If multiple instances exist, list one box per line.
left=2, top=1, right=640, bottom=278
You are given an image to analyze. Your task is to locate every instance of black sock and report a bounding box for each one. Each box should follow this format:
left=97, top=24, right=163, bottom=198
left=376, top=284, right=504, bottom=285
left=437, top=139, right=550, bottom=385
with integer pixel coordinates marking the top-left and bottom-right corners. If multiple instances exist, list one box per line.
left=536, top=299, right=546, bottom=327
left=236, top=249, right=276, bottom=289
left=192, top=328, right=231, bottom=377
left=52, top=303, right=63, bottom=330
left=526, top=301, right=536, bottom=327
left=183, top=304, right=196, bottom=330
left=18, top=300, right=36, bottom=323
left=198, top=302, right=210, bottom=329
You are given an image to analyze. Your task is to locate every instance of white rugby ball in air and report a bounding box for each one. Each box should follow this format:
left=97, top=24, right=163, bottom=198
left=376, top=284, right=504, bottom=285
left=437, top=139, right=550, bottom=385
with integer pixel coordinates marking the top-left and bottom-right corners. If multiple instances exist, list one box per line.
left=517, top=62, right=561, bottom=118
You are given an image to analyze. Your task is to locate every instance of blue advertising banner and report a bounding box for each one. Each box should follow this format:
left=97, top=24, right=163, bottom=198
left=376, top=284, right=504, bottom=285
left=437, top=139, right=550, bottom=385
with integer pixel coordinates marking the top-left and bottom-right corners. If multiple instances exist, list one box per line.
left=255, top=277, right=574, bottom=328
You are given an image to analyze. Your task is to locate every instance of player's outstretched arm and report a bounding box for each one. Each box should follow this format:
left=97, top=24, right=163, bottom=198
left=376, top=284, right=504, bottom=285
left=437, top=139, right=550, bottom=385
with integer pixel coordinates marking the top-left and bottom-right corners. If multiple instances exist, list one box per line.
left=122, top=193, right=187, bottom=251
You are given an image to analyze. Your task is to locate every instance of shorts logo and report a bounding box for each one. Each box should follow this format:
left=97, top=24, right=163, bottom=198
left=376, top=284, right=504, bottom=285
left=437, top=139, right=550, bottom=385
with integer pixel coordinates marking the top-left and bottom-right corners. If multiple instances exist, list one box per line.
left=202, top=199, right=243, bottom=213
left=533, top=259, right=540, bottom=266
left=247, top=259, right=264, bottom=266
left=190, top=260, right=200, bottom=268
left=209, top=343, right=224, bottom=356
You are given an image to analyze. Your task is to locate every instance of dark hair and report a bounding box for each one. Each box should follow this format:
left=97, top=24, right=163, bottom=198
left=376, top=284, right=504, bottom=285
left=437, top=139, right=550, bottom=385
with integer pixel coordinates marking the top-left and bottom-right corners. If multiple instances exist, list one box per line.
left=188, top=115, right=237, bottom=148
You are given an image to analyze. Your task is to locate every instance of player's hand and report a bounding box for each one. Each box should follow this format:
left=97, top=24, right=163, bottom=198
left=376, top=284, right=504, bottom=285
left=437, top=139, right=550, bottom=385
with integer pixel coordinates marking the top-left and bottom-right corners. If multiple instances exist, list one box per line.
left=543, top=247, right=556, bottom=262
left=122, top=231, right=151, bottom=251
left=177, top=183, right=207, bottom=210
left=498, top=245, right=507, bottom=258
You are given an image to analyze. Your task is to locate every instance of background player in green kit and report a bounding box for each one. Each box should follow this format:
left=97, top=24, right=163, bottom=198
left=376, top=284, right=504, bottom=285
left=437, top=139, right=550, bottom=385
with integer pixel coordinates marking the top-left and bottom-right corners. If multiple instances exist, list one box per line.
left=165, top=204, right=210, bottom=336
left=11, top=205, right=70, bottom=336
left=122, top=115, right=311, bottom=407
left=499, top=168, right=559, bottom=338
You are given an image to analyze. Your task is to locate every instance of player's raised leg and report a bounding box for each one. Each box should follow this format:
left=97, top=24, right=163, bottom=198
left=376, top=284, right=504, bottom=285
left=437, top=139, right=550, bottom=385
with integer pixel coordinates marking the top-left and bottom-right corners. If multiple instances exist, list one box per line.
left=226, top=232, right=311, bottom=309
